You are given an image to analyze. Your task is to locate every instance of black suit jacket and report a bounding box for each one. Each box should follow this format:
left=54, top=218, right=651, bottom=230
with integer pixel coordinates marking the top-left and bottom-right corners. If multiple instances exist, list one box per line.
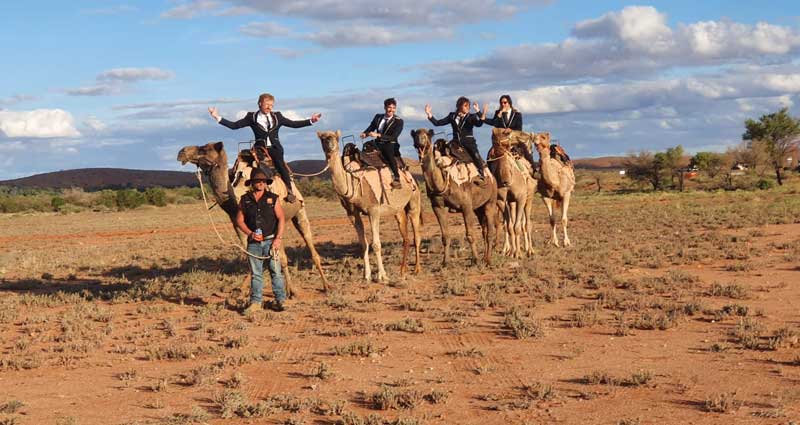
left=428, top=112, right=483, bottom=142
left=484, top=109, right=522, bottom=131
left=219, top=111, right=312, bottom=150
left=363, top=114, right=404, bottom=143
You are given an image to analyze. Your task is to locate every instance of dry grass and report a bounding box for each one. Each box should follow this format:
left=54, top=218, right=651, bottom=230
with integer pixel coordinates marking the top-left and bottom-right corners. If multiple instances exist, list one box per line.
left=1, top=180, right=799, bottom=424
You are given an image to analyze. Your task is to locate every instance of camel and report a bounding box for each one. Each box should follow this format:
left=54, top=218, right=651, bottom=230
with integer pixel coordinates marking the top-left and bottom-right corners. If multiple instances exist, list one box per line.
left=177, top=141, right=329, bottom=294
left=489, top=128, right=537, bottom=257
left=411, top=128, right=498, bottom=266
left=532, top=132, right=575, bottom=247
left=316, top=130, right=422, bottom=282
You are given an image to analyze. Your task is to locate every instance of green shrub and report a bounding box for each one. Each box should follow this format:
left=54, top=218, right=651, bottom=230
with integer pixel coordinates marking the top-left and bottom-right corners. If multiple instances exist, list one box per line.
left=51, top=196, right=66, bottom=211
left=756, top=179, right=774, bottom=190
left=144, top=187, right=167, bottom=206
left=115, top=189, right=146, bottom=210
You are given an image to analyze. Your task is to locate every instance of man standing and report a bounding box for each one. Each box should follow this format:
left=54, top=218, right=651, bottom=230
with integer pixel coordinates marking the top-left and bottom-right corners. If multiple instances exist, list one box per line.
left=360, top=98, right=404, bottom=188
left=425, top=97, right=487, bottom=183
left=209, top=93, right=322, bottom=203
left=235, top=168, right=287, bottom=313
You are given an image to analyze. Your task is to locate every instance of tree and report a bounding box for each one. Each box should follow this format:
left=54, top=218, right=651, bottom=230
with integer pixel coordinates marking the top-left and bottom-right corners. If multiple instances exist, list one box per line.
left=661, top=145, right=685, bottom=190
left=743, top=108, right=800, bottom=185
left=624, top=151, right=665, bottom=190
left=690, top=152, right=727, bottom=178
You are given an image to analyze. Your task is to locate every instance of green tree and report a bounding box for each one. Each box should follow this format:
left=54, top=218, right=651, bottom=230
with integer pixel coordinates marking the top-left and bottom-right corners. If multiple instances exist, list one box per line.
left=624, top=151, right=666, bottom=190
left=690, top=152, right=727, bottom=178
left=144, top=187, right=167, bottom=207
left=743, top=108, right=800, bottom=185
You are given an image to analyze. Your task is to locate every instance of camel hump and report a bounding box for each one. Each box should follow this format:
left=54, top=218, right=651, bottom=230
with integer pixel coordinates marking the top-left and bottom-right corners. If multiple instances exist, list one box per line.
left=434, top=138, right=472, bottom=165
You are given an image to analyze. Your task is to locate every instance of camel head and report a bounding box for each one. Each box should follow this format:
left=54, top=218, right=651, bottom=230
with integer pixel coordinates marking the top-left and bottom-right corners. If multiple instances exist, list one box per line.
left=317, top=130, right=342, bottom=159
left=490, top=128, right=515, bottom=153
left=410, top=128, right=435, bottom=158
left=533, top=132, right=551, bottom=153
left=177, top=141, right=227, bottom=172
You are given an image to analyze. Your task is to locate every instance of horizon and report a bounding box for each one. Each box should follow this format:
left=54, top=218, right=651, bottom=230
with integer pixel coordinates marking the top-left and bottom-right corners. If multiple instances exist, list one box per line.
left=2, top=1, right=800, bottom=179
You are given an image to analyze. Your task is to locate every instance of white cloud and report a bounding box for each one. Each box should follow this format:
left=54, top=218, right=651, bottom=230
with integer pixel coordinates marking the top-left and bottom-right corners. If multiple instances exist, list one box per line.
left=0, top=109, right=81, bottom=138
left=303, top=26, right=454, bottom=47
left=97, top=67, right=175, bottom=82
left=240, top=21, right=291, bottom=37
left=573, top=6, right=674, bottom=54
left=83, top=116, right=107, bottom=132
left=160, top=0, right=220, bottom=19
left=66, top=84, right=121, bottom=96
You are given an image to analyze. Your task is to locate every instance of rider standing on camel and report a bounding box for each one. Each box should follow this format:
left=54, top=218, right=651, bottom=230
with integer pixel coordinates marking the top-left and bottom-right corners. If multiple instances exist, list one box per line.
left=360, top=98, right=404, bottom=189
left=425, top=97, right=487, bottom=184
left=209, top=93, right=321, bottom=203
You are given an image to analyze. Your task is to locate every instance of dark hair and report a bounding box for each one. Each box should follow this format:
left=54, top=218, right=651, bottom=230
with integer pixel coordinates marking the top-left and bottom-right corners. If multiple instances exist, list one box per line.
left=456, top=96, right=470, bottom=110
left=383, top=98, right=396, bottom=108
left=499, top=94, right=513, bottom=108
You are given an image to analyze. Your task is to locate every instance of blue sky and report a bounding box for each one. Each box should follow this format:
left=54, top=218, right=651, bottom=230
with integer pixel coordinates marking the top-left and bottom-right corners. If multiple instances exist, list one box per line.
left=1, top=1, right=799, bottom=179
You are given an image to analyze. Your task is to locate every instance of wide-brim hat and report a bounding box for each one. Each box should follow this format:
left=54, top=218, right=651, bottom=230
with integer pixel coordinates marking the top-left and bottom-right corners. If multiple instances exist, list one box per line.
left=245, top=168, right=273, bottom=186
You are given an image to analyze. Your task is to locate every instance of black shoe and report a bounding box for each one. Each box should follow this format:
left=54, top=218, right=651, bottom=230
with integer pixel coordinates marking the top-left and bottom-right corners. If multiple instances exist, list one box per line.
left=270, top=301, right=285, bottom=312
left=391, top=178, right=402, bottom=189
left=285, top=193, right=296, bottom=203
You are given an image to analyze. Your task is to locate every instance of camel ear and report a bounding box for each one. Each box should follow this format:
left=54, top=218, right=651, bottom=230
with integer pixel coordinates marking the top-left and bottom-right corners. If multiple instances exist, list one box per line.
left=427, top=129, right=434, bottom=137
left=410, top=129, right=416, bottom=138
left=335, top=129, right=341, bottom=138
left=213, top=141, right=224, bottom=152
left=316, top=130, right=322, bottom=138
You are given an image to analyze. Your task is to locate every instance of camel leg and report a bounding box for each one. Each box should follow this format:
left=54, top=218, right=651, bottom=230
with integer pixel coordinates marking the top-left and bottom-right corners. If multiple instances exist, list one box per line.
left=369, top=210, right=388, bottom=283
left=408, top=194, right=423, bottom=274
left=462, top=205, right=480, bottom=266
left=524, top=196, right=535, bottom=256
left=542, top=197, right=560, bottom=247
left=350, top=211, right=371, bottom=281
left=432, top=205, right=450, bottom=267
left=278, top=246, right=292, bottom=299
left=396, top=210, right=409, bottom=277
left=291, top=207, right=329, bottom=292
left=497, top=197, right=510, bottom=255
left=561, top=192, right=572, bottom=247
left=483, top=200, right=497, bottom=265
left=513, top=196, right=527, bottom=259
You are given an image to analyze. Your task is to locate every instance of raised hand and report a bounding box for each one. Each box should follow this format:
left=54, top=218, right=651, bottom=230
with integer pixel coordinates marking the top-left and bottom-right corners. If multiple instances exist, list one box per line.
left=472, top=102, right=480, bottom=113
left=208, top=106, right=220, bottom=120
left=311, top=113, right=322, bottom=123
left=424, top=104, right=432, bottom=118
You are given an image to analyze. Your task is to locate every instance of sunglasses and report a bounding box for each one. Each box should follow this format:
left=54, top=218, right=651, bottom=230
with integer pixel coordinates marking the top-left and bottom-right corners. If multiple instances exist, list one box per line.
left=500, top=101, right=509, bottom=104
left=251, top=179, right=267, bottom=183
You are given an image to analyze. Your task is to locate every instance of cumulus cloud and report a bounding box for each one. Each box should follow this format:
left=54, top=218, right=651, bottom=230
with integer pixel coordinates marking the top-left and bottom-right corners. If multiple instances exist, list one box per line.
left=423, top=6, right=800, bottom=89
left=0, top=109, right=81, bottom=138
left=160, top=0, right=220, bottom=19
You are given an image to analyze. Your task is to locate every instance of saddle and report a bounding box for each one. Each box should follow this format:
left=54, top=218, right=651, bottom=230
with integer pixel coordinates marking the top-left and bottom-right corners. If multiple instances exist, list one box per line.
left=433, top=138, right=472, bottom=164
left=550, top=144, right=572, bottom=165
left=342, top=140, right=407, bottom=171
left=230, top=148, right=278, bottom=187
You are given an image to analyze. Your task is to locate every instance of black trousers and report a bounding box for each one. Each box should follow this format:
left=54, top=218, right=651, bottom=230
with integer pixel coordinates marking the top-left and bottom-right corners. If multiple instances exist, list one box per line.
left=376, top=141, right=400, bottom=179
left=254, top=141, right=293, bottom=193
left=460, top=137, right=486, bottom=177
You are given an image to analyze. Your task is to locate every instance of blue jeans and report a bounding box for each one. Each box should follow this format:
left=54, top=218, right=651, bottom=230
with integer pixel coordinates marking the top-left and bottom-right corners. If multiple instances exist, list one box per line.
left=246, top=238, right=286, bottom=304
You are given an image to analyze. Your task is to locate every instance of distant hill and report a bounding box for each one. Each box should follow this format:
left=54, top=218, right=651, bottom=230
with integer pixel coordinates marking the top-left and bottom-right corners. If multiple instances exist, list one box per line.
left=572, top=156, right=627, bottom=170
left=0, top=156, right=619, bottom=190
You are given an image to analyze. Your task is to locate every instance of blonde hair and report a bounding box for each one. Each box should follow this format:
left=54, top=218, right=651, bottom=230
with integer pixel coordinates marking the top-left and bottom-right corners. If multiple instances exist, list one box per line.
left=258, top=93, right=275, bottom=104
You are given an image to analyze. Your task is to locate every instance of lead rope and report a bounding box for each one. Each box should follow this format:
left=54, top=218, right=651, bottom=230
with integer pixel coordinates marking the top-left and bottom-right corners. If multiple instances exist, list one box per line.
left=195, top=168, right=275, bottom=260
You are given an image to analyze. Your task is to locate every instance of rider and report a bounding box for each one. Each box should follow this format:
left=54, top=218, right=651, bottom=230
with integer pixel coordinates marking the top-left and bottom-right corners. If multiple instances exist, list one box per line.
left=481, top=94, right=536, bottom=179
left=425, top=97, right=487, bottom=183
left=361, top=98, right=404, bottom=189
left=209, top=93, right=321, bottom=203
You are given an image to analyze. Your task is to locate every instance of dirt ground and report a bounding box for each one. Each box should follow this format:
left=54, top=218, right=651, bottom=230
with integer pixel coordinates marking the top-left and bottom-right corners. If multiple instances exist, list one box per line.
left=1, top=185, right=799, bottom=425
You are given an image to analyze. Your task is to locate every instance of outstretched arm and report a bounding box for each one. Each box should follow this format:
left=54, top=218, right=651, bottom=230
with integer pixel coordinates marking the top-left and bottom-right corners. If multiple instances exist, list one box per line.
left=483, top=111, right=501, bottom=127
left=426, top=105, right=451, bottom=126
left=277, top=112, right=314, bottom=128
left=210, top=107, right=251, bottom=129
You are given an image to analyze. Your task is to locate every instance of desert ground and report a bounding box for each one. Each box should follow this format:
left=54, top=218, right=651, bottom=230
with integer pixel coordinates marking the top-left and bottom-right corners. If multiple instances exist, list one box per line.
left=1, top=182, right=799, bottom=425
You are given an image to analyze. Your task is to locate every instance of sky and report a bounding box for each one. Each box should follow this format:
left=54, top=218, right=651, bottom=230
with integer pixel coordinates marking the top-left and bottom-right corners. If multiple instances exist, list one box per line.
left=1, top=1, right=800, bottom=179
